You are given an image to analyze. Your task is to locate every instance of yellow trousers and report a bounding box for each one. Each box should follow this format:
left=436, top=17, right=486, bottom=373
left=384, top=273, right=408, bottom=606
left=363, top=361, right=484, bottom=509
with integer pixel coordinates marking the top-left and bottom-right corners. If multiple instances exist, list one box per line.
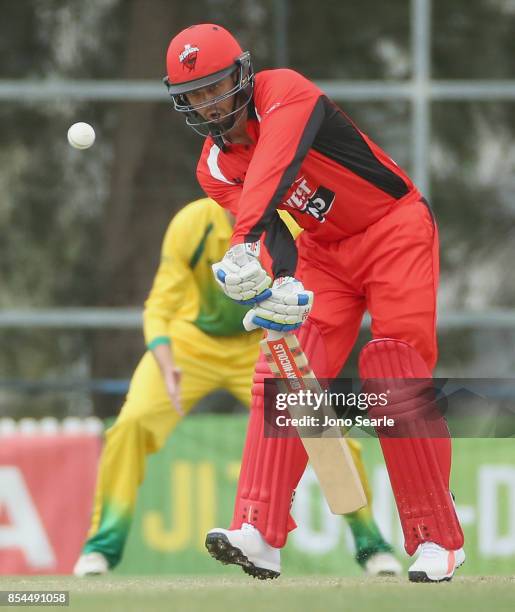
left=83, top=321, right=389, bottom=568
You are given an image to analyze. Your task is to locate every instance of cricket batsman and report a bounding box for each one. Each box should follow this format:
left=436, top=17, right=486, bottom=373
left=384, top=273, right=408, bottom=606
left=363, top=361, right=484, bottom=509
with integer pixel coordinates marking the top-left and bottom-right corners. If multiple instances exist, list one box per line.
left=74, top=196, right=400, bottom=577
left=164, top=24, right=466, bottom=582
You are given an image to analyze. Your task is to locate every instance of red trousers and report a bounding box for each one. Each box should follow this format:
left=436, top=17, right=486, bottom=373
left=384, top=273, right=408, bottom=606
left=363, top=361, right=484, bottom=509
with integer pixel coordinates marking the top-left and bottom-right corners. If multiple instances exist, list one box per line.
left=231, top=199, right=441, bottom=547
left=297, top=198, right=439, bottom=375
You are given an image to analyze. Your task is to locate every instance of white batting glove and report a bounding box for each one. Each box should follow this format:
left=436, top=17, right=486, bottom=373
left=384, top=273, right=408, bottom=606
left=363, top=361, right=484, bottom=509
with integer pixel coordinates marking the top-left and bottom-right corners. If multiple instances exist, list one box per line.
left=212, top=243, right=272, bottom=305
left=243, top=277, right=314, bottom=332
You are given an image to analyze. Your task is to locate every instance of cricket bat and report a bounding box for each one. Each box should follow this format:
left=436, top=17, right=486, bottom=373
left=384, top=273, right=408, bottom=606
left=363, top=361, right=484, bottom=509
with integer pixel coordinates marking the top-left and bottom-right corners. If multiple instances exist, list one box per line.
left=260, top=330, right=367, bottom=515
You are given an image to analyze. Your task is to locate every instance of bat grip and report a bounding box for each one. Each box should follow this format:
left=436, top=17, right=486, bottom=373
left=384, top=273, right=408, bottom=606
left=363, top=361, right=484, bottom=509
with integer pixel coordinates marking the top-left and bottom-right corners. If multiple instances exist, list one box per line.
left=266, top=330, right=287, bottom=341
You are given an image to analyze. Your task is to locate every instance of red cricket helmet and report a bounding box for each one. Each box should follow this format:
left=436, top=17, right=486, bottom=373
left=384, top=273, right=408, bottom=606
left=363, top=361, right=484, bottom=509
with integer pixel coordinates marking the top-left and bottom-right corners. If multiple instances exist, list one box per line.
left=163, top=24, right=254, bottom=138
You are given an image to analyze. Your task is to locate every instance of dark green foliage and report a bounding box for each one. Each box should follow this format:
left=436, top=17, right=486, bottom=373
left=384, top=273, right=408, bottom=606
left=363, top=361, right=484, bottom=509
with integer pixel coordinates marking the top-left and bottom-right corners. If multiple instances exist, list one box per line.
left=433, top=0, right=515, bottom=79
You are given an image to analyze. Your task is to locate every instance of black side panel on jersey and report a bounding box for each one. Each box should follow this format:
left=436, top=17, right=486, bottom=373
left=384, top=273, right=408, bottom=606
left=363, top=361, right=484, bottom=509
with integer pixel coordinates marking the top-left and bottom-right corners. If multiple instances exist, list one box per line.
left=245, top=96, right=326, bottom=244
left=264, top=213, right=298, bottom=278
left=312, top=97, right=409, bottom=199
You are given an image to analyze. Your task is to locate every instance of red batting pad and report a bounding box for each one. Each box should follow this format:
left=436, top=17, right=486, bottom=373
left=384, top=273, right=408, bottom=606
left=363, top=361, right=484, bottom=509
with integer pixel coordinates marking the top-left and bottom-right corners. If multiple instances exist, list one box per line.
left=359, top=338, right=463, bottom=555
left=230, top=355, right=308, bottom=548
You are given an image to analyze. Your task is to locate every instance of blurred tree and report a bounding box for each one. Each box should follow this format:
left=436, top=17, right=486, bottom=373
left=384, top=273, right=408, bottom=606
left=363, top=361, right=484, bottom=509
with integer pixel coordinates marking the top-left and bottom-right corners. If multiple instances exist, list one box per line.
left=289, top=0, right=411, bottom=79
left=90, top=0, right=193, bottom=417
left=431, top=0, right=515, bottom=311
left=432, top=0, right=515, bottom=79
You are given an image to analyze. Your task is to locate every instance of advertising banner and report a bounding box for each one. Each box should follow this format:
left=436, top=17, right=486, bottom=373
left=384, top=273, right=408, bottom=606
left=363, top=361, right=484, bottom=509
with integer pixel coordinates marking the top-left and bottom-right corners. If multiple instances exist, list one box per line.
left=1, top=416, right=514, bottom=575
left=0, top=434, right=99, bottom=574
left=117, top=415, right=515, bottom=576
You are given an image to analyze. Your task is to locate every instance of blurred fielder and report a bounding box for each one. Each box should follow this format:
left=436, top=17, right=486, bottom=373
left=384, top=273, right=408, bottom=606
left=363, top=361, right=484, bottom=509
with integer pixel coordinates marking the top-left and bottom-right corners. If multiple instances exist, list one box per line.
left=74, top=197, right=400, bottom=577
left=164, top=24, right=465, bottom=583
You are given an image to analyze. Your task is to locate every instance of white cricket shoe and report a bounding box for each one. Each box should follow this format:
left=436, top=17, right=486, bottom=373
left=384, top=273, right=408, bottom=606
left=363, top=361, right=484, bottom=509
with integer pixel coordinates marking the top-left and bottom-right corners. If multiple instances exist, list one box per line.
left=364, top=552, right=402, bottom=576
left=205, top=523, right=280, bottom=580
left=408, top=542, right=465, bottom=582
left=73, top=552, right=109, bottom=576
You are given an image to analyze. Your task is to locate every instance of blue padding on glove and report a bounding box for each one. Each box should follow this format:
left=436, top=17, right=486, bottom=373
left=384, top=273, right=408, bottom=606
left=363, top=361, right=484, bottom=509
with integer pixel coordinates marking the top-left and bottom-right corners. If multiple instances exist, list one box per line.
left=251, top=315, right=301, bottom=332
left=235, top=288, right=272, bottom=305
left=216, top=269, right=227, bottom=283
left=297, top=294, right=309, bottom=306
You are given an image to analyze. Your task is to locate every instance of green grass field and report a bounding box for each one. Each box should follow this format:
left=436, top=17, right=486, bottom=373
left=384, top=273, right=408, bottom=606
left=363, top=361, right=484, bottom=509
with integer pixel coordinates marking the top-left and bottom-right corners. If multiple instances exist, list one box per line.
left=1, top=576, right=514, bottom=612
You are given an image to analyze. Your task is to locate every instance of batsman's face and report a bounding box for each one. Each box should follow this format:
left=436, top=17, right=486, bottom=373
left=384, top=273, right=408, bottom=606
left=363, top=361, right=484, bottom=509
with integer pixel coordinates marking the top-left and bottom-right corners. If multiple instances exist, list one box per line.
left=186, top=75, right=237, bottom=123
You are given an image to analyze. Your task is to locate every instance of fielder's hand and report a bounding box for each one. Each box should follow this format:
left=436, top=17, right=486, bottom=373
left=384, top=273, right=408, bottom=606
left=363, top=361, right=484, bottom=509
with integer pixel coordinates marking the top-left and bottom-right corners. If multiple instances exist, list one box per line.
left=212, top=243, right=272, bottom=305
left=163, top=365, right=183, bottom=416
left=243, top=276, right=313, bottom=332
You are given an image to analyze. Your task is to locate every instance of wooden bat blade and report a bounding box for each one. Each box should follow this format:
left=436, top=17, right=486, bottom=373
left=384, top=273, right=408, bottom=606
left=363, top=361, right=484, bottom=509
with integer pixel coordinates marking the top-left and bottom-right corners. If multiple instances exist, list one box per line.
left=299, top=436, right=367, bottom=514
left=260, top=333, right=367, bottom=514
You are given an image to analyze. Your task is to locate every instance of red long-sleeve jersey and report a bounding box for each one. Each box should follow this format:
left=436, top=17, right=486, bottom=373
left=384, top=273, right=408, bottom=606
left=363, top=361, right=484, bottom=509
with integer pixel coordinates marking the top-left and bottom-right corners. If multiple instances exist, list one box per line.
left=197, top=68, right=421, bottom=277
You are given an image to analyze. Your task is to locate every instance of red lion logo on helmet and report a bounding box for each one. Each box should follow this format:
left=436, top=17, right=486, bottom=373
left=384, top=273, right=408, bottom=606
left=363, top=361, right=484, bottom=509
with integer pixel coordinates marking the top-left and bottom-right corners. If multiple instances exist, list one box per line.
left=179, top=44, right=199, bottom=71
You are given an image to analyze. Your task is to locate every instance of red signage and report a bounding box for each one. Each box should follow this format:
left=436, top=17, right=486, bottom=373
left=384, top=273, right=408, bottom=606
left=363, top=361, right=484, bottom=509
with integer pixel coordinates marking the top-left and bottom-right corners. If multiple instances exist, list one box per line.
left=0, top=435, right=100, bottom=574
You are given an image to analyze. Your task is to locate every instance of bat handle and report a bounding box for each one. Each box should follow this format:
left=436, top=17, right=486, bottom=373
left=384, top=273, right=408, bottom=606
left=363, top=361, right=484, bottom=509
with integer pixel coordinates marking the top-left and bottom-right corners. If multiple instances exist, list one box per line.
left=266, top=330, right=287, bottom=341
left=242, top=314, right=293, bottom=340
left=243, top=314, right=291, bottom=337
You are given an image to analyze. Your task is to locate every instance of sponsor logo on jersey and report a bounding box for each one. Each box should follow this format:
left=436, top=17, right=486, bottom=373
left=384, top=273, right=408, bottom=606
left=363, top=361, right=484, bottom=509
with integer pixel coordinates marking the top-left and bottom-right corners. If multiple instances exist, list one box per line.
left=179, top=44, right=200, bottom=70
left=282, top=176, right=335, bottom=222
